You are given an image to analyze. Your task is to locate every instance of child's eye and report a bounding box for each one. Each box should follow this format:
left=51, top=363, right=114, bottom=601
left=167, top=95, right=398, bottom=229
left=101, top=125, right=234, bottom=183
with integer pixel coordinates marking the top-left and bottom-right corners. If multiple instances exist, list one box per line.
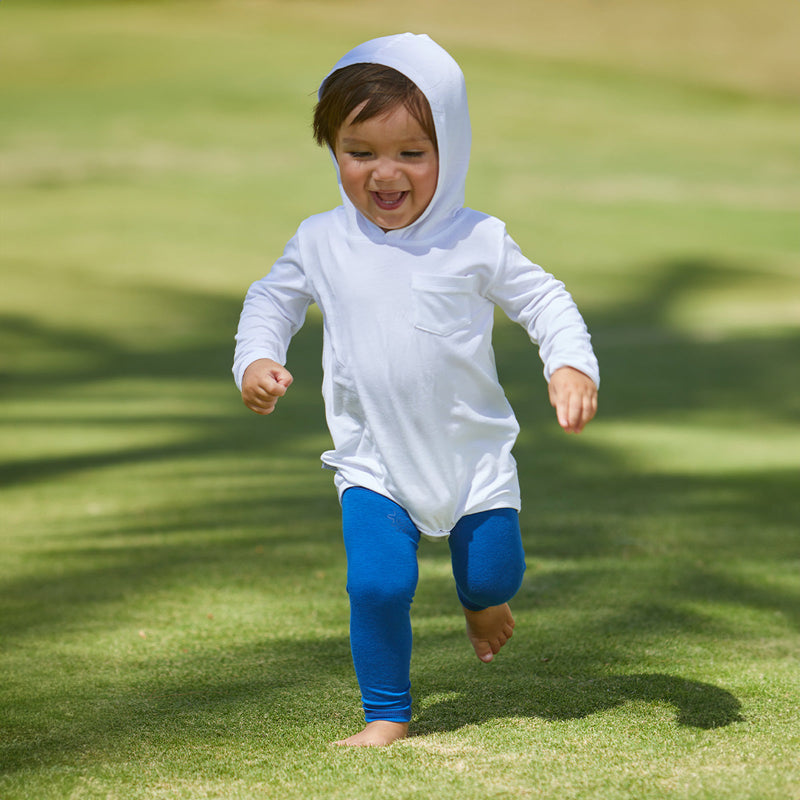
left=347, top=151, right=372, bottom=159
left=401, top=151, right=426, bottom=158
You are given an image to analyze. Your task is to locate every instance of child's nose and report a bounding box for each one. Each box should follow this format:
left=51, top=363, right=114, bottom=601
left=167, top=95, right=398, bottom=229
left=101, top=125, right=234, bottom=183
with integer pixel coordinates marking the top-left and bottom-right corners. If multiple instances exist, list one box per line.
left=372, top=157, right=400, bottom=182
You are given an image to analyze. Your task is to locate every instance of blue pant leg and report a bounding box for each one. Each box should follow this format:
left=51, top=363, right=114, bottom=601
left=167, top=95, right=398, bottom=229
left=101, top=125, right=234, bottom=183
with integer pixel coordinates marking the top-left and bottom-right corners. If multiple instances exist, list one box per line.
left=341, top=488, right=420, bottom=723
left=449, top=508, right=526, bottom=611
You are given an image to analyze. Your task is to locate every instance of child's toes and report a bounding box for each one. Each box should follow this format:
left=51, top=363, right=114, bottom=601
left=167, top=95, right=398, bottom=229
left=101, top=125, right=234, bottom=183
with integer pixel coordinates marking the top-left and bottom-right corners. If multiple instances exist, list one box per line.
left=464, top=603, right=516, bottom=662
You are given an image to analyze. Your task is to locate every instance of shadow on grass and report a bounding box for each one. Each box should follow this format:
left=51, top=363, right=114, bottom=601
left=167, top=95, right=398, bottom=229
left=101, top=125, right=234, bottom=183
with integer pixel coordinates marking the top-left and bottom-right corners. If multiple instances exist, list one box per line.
left=413, top=668, right=744, bottom=733
left=0, top=490, right=342, bottom=640
left=0, top=637, right=359, bottom=771
left=0, top=640, right=743, bottom=777
left=0, top=289, right=328, bottom=489
left=2, top=255, right=799, bottom=769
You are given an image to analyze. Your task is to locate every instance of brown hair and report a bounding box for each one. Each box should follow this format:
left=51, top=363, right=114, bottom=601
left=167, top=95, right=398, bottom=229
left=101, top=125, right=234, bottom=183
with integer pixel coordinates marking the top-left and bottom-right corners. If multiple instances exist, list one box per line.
left=313, top=63, right=437, bottom=152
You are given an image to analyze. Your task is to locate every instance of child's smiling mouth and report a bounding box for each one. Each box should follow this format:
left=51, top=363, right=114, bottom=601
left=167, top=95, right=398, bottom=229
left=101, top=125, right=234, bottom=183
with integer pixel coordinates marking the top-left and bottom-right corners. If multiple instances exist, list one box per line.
left=371, top=190, right=408, bottom=210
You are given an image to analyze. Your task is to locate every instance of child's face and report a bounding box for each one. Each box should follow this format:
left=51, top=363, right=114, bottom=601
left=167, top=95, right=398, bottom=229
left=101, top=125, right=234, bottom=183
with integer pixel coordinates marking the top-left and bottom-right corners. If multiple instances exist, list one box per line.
left=334, top=102, right=438, bottom=231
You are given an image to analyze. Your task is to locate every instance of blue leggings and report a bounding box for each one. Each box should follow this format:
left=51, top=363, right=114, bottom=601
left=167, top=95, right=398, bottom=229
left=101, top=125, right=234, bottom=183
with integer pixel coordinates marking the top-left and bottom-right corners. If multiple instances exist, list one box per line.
left=341, top=487, right=526, bottom=723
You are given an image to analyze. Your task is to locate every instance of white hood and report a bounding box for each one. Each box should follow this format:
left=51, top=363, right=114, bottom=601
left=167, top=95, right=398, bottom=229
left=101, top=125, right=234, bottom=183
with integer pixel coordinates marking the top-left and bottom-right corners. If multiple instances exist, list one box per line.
left=320, top=33, right=471, bottom=243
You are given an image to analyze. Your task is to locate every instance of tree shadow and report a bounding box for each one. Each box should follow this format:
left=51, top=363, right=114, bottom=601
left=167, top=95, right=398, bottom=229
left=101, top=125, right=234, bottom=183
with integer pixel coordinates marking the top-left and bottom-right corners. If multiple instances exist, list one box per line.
left=495, top=255, right=800, bottom=426
left=0, top=490, right=342, bottom=641
left=0, top=635, right=359, bottom=773
left=4, top=253, right=799, bottom=769
left=0, top=287, right=328, bottom=490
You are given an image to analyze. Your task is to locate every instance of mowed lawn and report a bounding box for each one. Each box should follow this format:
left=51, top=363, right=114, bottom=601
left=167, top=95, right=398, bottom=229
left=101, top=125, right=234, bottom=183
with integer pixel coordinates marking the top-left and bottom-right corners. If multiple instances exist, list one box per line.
left=1, top=2, right=799, bottom=798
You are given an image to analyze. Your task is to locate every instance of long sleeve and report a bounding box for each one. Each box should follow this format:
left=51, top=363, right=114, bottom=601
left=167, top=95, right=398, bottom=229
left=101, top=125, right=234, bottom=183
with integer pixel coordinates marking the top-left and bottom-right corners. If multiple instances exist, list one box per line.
left=232, top=233, right=314, bottom=390
left=487, top=229, right=600, bottom=387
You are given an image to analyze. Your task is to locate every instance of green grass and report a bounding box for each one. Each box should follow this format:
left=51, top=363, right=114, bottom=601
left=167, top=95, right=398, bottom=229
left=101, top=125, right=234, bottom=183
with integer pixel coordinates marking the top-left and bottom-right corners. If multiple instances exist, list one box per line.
left=1, top=1, right=799, bottom=798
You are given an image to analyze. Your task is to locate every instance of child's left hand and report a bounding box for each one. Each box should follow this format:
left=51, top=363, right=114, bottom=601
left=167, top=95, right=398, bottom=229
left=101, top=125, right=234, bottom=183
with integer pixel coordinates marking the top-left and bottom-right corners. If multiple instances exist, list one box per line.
left=548, top=366, right=598, bottom=434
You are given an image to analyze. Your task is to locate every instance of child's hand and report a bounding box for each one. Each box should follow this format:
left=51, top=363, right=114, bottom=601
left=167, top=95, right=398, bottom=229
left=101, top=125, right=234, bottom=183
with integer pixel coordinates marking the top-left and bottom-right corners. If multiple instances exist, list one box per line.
left=241, top=358, right=293, bottom=415
left=548, top=366, right=598, bottom=434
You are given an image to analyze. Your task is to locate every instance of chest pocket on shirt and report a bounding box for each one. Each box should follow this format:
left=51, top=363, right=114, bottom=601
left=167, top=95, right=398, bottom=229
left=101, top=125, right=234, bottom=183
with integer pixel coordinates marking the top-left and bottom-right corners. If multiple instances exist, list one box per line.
left=412, top=274, right=477, bottom=337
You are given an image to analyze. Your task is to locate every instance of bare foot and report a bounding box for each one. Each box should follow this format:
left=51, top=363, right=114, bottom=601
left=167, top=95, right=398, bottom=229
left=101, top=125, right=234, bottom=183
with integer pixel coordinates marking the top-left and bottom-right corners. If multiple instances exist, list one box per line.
left=463, top=603, right=515, bottom=663
left=334, top=720, right=409, bottom=747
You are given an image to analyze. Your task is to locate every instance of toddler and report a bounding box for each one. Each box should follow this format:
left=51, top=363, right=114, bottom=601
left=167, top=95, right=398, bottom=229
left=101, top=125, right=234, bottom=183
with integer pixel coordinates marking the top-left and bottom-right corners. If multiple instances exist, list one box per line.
left=233, top=33, right=599, bottom=746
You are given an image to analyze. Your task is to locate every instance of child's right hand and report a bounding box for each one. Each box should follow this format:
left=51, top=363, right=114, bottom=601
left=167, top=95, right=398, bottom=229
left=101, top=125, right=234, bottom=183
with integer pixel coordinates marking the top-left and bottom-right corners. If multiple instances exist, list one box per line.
left=241, top=358, right=293, bottom=415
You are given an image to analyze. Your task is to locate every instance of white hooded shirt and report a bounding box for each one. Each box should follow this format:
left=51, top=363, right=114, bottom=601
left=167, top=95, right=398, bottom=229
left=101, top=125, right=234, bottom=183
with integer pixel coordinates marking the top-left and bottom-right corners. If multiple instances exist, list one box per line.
left=233, top=33, right=599, bottom=539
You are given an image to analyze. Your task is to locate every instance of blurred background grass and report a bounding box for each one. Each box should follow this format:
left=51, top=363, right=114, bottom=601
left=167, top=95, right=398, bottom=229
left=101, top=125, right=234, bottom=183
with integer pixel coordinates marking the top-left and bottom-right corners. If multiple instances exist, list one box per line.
left=1, top=2, right=799, bottom=798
